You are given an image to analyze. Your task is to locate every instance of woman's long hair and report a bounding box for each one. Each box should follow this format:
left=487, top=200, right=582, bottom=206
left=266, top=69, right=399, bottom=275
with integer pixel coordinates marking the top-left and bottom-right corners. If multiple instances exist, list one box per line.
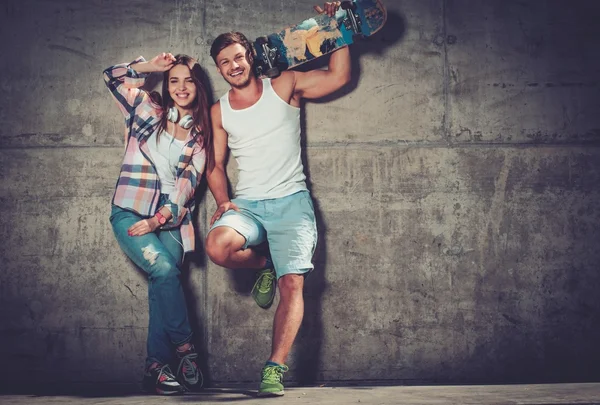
left=150, top=54, right=213, bottom=170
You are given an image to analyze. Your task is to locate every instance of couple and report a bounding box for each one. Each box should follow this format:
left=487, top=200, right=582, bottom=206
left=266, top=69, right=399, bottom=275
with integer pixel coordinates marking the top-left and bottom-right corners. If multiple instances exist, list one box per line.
left=103, top=2, right=349, bottom=397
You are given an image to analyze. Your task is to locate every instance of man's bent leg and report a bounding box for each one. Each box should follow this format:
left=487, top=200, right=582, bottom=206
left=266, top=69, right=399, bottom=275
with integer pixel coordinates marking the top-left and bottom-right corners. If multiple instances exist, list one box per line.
left=205, top=226, right=267, bottom=269
left=207, top=204, right=277, bottom=309
left=206, top=226, right=277, bottom=309
left=206, top=203, right=269, bottom=269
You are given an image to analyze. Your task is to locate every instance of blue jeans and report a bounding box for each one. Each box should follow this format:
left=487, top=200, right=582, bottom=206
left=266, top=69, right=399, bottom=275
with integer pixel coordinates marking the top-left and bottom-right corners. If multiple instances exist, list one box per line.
left=110, top=202, right=192, bottom=369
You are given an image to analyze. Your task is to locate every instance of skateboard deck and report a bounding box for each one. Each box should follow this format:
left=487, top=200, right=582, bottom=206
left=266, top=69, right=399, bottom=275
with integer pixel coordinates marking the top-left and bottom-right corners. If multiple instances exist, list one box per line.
left=252, top=0, right=386, bottom=78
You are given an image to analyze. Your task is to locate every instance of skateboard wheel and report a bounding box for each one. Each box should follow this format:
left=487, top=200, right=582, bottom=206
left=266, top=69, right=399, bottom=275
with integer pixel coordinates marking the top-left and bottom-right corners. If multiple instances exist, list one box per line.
left=266, top=67, right=280, bottom=78
left=341, top=1, right=356, bottom=11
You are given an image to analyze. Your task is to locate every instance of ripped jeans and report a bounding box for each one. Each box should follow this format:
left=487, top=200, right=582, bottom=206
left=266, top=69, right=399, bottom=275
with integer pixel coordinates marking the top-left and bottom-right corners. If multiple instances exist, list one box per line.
left=110, top=201, right=193, bottom=369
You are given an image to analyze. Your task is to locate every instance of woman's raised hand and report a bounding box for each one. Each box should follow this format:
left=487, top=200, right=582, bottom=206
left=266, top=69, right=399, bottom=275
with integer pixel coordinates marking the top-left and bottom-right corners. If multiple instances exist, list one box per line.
left=149, top=52, right=176, bottom=72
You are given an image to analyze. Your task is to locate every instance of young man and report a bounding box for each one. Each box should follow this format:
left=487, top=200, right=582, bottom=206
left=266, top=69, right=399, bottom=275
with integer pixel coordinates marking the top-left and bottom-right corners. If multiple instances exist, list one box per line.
left=205, top=2, right=350, bottom=396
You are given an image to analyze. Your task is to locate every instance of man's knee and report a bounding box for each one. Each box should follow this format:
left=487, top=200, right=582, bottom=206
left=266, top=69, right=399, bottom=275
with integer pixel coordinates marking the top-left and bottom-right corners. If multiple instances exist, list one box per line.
left=205, top=227, right=240, bottom=266
left=278, top=273, right=304, bottom=295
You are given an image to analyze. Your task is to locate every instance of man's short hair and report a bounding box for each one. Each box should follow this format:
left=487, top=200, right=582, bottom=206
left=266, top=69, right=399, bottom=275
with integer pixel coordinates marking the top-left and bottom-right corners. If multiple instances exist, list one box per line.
left=210, top=32, right=254, bottom=65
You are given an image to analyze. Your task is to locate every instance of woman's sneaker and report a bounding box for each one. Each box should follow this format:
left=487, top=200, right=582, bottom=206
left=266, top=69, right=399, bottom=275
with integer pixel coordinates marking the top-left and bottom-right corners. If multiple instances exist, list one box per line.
left=176, top=344, right=203, bottom=390
left=142, top=364, right=185, bottom=395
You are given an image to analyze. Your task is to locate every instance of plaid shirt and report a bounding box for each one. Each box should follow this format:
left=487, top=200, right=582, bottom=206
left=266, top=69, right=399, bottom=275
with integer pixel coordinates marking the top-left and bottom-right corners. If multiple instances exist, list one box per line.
left=103, top=57, right=206, bottom=252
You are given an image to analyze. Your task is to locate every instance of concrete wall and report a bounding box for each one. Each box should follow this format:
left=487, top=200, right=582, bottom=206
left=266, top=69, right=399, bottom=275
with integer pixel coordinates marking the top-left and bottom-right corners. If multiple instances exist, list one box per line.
left=1, top=0, right=600, bottom=389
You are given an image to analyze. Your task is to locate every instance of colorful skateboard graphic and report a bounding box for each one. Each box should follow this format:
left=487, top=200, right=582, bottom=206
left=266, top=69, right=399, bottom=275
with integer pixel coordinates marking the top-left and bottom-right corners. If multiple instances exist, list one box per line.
left=252, top=0, right=387, bottom=78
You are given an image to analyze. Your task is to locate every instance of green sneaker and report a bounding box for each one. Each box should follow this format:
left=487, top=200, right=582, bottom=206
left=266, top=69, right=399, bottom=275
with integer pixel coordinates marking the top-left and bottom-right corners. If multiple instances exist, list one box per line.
left=251, top=267, right=276, bottom=309
left=257, top=363, right=289, bottom=397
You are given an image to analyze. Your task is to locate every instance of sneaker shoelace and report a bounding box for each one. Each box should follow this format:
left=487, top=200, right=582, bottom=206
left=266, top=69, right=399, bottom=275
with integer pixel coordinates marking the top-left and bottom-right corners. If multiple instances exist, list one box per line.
left=156, top=364, right=177, bottom=384
left=257, top=271, right=275, bottom=294
left=178, top=352, right=199, bottom=384
left=262, top=364, right=289, bottom=383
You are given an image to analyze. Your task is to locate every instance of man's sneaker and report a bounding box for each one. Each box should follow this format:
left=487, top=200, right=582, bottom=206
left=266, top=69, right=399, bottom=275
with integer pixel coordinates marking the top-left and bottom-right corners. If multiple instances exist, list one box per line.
left=257, top=363, right=289, bottom=397
left=176, top=344, right=203, bottom=390
left=142, top=364, right=185, bottom=395
left=252, top=267, right=276, bottom=309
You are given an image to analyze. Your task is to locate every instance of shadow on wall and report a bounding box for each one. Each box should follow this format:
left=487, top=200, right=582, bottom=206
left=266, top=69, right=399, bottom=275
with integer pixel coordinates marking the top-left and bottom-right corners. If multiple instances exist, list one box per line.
left=294, top=10, right=406, bottom=385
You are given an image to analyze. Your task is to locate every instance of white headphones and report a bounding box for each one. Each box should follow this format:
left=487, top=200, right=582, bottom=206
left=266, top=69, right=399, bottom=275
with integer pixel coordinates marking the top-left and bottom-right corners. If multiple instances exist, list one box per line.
left=167, top=107, right=193, bottom=129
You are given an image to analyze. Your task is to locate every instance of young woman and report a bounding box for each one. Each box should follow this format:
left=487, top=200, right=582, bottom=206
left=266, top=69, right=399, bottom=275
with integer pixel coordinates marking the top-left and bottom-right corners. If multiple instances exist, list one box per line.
left=103, top=53, right=211, bottom=395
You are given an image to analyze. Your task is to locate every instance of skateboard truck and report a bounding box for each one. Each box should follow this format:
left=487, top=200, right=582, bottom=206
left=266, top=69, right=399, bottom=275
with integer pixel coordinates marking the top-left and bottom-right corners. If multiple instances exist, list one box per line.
left=256, top=36, right=280, bottom=78
left=341, top=1, right=365, bottom=40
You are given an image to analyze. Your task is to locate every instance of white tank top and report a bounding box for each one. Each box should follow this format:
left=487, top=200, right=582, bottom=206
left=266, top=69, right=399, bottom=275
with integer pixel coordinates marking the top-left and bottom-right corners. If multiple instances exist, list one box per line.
left=220, top=78, right=307, bottom=200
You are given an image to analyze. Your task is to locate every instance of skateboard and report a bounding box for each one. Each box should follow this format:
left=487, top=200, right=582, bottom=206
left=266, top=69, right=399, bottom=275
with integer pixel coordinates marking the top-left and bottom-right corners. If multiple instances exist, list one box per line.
left=252, top=0, right=387, bottom=78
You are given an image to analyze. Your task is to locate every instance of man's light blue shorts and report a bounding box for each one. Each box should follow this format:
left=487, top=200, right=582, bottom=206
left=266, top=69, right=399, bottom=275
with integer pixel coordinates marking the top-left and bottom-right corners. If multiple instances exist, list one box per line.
left=209, top=190, right=317, bottom=279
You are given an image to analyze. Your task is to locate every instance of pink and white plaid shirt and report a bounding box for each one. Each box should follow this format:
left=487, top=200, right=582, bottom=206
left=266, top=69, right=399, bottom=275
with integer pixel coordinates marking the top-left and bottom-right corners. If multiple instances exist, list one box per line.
left=103, top=57, right=206, bottom=252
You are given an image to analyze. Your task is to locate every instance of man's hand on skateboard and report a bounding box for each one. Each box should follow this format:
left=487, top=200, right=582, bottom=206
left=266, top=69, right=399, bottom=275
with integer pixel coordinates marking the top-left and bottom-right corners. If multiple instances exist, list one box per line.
left=314, top=1, right=341, bottom=17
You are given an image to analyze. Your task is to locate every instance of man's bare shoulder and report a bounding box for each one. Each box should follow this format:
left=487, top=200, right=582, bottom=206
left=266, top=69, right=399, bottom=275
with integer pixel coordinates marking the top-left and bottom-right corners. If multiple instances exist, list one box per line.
left=211, top=100, right=221, bottom=114
left=270, top=71, right=297, bottom=102
left=271, top=71, right=296, bottom=87
left=211, top=101, right=223, bottom=125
